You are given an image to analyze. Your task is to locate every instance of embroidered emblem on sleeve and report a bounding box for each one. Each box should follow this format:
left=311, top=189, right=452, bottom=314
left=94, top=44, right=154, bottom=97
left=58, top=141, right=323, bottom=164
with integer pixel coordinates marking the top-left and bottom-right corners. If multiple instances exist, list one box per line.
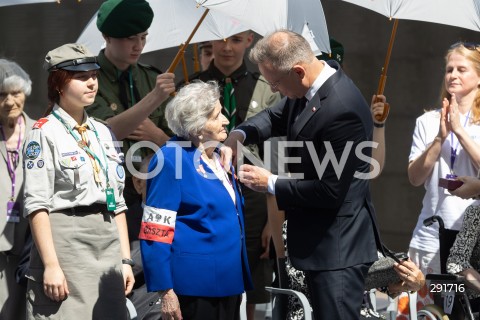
left=139, top=206, right=176, bottom=244
left=25, top=141, right=41, bottom=160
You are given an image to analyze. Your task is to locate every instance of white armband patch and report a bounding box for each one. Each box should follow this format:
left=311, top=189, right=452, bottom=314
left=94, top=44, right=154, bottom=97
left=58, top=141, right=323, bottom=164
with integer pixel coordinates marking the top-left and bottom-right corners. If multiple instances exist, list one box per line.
left=138, top=206, right=177, bottom=244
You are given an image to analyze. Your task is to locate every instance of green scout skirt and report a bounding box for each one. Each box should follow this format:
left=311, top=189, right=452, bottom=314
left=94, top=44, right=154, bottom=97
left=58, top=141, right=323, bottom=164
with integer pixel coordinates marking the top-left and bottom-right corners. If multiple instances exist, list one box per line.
left=26, top=208, right=126, bottom=320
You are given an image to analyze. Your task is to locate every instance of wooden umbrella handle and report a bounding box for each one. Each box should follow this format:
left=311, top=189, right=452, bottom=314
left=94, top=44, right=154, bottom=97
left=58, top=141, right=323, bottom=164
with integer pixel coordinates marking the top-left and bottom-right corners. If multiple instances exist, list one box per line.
left=193, top=43, right=200, bottom=73
left=167, top=8, right=210, bottom=74
left=375, top=19, right=398, bottom=122
left=181, top=54, right=189, bottom=84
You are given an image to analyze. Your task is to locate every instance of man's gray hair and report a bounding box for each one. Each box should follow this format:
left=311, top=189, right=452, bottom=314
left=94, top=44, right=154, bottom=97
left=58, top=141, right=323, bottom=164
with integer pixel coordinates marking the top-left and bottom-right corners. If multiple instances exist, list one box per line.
left=0, top=59, right=32, bottom=96
left=249, top=29, right=315, bottom=72
left=166, top=80, right=220, bottom=139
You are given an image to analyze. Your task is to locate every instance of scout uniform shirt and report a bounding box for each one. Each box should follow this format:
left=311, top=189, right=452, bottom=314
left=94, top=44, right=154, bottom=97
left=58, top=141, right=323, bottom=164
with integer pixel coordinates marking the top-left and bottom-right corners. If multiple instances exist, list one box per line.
left=23, top=105, right=127, bottom=216
left=86, top=50, right=172, bottom=171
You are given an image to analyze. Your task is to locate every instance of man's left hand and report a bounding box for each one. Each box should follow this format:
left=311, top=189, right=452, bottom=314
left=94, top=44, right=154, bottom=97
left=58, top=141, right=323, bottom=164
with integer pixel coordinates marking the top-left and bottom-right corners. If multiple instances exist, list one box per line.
left=238, top=164, right=271, bottom=193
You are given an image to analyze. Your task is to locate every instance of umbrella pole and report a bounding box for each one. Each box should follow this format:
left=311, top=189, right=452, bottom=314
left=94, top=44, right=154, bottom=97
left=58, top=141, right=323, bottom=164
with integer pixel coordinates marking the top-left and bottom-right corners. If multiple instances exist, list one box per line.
left=375, top=19, right=398, bottom=122
left=181, top=54, right=189, bottom=84
left=167, top=8, right=210, bottom=73
left=193, top=43, right=200, bottom=73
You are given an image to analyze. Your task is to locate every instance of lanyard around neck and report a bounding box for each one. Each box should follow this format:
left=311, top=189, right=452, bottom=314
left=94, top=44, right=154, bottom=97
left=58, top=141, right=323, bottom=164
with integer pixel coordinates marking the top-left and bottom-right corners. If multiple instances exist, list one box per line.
left=0, top=117, right=23, bottom=200
left=450, top=110, right=471, bottom=173
left=52, top=111, right=110, bottom=187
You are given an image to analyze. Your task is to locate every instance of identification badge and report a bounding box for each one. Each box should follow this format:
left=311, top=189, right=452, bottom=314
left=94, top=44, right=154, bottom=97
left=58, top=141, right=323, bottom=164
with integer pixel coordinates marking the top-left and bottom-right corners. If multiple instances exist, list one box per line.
left=7, top=201, right=20, bottom=223
left=105, top=188, right=116, bottom=211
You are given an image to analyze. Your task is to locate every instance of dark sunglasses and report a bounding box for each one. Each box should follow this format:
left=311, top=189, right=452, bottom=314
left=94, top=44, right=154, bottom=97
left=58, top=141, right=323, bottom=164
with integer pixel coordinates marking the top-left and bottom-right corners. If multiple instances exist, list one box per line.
left=450, top=41, right=480, bottom=51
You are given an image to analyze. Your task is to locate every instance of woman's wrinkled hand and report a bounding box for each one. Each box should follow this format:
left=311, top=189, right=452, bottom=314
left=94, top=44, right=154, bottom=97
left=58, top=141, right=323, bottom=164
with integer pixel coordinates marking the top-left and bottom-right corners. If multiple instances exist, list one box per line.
left=160, top=289, right=182, bottom=320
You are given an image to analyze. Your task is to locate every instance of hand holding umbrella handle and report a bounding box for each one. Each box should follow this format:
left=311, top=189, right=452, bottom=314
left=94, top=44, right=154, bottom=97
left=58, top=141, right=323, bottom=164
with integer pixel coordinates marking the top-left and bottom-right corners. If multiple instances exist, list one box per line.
left=373, top=93, right=390, bottom=122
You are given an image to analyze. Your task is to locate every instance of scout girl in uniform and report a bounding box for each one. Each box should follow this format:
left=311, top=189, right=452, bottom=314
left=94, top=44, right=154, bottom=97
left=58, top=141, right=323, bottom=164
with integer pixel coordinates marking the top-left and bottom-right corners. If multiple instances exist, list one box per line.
left=23, top=43, right=134, bottom=319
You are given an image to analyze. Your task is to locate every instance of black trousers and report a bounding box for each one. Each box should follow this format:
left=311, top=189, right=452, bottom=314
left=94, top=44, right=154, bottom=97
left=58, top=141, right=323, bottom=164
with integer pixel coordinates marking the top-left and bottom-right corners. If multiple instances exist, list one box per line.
left=177, top=294, right=241, bottom=320
left=305, top=263, right=372, bottom=320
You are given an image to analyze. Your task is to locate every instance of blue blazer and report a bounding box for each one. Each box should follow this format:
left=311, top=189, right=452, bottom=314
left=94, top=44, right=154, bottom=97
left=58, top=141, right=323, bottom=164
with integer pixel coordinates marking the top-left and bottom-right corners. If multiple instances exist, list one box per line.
left=140, top=137, right=253, bottom=297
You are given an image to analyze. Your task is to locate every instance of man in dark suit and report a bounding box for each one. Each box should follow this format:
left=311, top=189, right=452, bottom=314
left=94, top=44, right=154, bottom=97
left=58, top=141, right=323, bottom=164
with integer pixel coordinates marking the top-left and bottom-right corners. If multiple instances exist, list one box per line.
left=224, top=30, right=381, bottom=320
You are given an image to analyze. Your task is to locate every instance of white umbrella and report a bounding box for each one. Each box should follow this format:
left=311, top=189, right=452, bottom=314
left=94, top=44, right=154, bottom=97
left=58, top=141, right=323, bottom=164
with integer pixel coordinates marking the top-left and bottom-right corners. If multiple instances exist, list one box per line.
left=200, top=0, right=331, bottom=56
left=341, top=0, right=480, bottom=121
left=342, top=0, right=480, bottom=32
left=0, top=0, right=58, bottom=6
left=77, top=0, right=249, bottom=56
left=77, top=0, right=331, bottom=71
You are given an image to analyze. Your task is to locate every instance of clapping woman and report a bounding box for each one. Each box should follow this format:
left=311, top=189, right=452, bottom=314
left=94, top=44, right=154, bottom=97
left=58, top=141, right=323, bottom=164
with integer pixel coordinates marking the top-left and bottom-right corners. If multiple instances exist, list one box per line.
left=407, top=41, right=480, bottom=310
left=23, top=43, right=134, bottom=319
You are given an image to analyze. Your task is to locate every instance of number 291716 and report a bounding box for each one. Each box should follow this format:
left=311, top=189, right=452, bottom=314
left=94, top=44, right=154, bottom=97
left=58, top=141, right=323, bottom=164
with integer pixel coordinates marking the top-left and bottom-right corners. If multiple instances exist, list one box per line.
left=429, top=283, right=465, bottom=295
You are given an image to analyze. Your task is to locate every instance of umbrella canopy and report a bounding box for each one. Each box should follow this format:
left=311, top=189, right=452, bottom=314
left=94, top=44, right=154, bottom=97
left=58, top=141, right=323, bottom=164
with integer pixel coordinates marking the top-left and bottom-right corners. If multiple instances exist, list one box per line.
left=77, top=0, right=330, bottom=56
left=0, top=0, right=58, bottom=6
left=342, top=0, right=480, bottom=32
left=77, top=0, right=249, bottom=55
left=200, top=0, right=331, bottom=55
left=342, top=0, right=480, bottom=121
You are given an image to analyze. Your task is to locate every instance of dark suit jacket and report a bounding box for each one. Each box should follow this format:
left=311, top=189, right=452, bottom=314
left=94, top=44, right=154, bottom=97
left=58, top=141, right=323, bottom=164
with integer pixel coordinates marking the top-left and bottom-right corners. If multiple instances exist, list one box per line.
left=238, top=61, right=381, bottom=271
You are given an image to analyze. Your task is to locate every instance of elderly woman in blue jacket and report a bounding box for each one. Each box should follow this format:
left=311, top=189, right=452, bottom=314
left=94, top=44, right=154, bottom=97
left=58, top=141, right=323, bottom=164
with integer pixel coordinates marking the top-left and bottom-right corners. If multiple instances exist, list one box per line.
left=139, top=80, right=253, bottom=320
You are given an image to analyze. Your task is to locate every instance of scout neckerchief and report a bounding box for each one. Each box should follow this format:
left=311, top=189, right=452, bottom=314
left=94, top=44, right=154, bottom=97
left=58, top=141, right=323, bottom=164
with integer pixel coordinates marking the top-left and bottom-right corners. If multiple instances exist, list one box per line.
left=223, top=77, right=237, bottom=132
left=0, top=116, right=22, bottom=222
left=449, top=109, right=471, bottom=177
left=52, top=111, right=116, bottom=211
left=75, top=123, right=101, bottom=183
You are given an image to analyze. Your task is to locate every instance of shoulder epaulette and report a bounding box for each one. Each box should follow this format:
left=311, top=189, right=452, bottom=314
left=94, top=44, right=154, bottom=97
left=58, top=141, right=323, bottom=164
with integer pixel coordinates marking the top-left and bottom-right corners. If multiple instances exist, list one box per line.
left=137, top=62, right=163, bottom=74
left=32, top=118, right=49, bottom=129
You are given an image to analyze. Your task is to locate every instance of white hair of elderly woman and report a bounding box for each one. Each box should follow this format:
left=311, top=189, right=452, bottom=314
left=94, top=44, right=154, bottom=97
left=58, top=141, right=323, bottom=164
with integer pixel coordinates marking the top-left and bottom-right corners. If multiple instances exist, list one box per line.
left=166, top=80, right=220, bottom=139
left=0, top=58, right=32, bottom=96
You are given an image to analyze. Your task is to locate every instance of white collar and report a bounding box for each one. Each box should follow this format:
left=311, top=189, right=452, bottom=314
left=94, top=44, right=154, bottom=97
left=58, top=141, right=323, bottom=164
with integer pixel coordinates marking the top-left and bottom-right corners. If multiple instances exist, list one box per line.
left=305, top=61, right=336, bottom=102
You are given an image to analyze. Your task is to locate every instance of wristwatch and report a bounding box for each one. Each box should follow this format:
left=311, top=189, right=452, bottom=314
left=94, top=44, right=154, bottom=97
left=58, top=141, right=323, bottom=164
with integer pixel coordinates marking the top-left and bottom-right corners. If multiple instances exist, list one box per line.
left=122, top=258, right=135, bottom=266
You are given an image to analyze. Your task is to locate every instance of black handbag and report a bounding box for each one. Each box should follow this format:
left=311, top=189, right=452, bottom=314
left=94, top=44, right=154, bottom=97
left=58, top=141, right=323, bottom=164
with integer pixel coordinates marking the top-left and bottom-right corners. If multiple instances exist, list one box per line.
left=364, top=245, right=408, bottom=290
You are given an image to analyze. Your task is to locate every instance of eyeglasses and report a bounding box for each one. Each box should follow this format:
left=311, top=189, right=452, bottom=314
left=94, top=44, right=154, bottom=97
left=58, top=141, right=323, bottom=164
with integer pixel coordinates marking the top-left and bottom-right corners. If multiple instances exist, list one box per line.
left=265, top=69, right=291, bottom=91
left=450, top=41, right=480, bottom=52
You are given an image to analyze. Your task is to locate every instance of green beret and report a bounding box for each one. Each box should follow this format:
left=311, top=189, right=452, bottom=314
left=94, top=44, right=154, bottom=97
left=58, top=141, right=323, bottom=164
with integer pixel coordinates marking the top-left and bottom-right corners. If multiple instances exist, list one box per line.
left=97, top=0, right=154, bottom=38
left=317, top=37, right=345, bottom=66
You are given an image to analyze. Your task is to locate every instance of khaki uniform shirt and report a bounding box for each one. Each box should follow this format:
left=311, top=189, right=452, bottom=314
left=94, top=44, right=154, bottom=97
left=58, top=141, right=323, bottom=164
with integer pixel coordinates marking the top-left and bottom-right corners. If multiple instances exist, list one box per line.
left=23, top=105, right=127, bottom=216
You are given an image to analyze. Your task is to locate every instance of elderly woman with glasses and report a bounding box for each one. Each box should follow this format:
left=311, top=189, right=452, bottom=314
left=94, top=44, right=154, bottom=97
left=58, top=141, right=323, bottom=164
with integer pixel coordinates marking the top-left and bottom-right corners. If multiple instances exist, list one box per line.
left=0, top=59, right=35, bottom=320
left=140, top=80, right=253, bottom=320
left=405, top=41, right=480, bottom=311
